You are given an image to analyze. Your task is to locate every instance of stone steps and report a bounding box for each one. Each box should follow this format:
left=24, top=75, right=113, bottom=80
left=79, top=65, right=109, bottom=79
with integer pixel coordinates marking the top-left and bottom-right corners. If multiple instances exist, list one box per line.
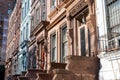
left=36, top=73, right=52, bottom=80
left=12, top=74, right=20, bottom=80
left=17, top=56, right=100, bottom=80
left=25, top=69, right=46, bottom=80
left=52, top=56, right=100, bottom=80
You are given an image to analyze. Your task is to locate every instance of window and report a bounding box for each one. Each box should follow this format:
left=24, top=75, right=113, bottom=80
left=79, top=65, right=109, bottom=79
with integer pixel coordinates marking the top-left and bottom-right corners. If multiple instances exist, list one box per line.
left=22, top=52, right=27, bottom=71
left=106, top=0, right=120, bottom=40
left=23, top=27, right=25, bottom=41
left=8, top=2, right=11, bottom=7
left=27, top=0, right=29, bottom=10
left=36, top=8, right=40, bottom=25
left=61, top=26, right=68, bottom=63
left=59, top=0, right=64, bottom=3
left=41, top=0, right=45, bottom=4
left=50, top=0, right=57, bottom=11
left=88, top=29, right=91, bottom=56
left=25, top=3, right=27, bottom=16
left=118, top=39, right=120, bottom=47
left=22, top=8, right=24, bottom=20
left=26, top=23, right=28, bottom=40
left=8, top=9, right=11, bottom=15
left=80, top=27, right=86, bottom=56
left=21, top=31, right=23, bottom=42
left=31, top=16, right=34, bottom=32
left=51, top=33, right=57, bottom=62
left=41, top=12, right=45, bottom=21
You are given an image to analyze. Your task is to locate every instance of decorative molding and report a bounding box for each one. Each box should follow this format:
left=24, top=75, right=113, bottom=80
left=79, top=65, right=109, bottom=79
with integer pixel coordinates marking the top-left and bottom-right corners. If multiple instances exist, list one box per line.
left=48, top=0, right=73, bottom=19
left=48, top=7, right=58, bottom=19
left=47, top=11, right=66, bottom=30
left=64, top=0, right=74, bottom=8
left=28, top=37, right=36, bottom=47
left=69, top=0, right=87, bottom=17
left=33, top=21, right=49, bottom=36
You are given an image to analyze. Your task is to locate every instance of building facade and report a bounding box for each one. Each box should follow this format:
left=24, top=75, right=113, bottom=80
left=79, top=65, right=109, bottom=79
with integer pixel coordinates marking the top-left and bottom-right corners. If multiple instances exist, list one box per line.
left=18, top=0, right=31, bottom=74
left=46, top=0, right=97, bottom=65
left=96, top=0, right=120, bottom=79
left=0, top=0, right=16, bottom=62
left=28, top=0, right=97, bottom=71
left=5, top=0, right=100, bottom=79
left=28, top=0, right=48, bottom=69
left=0, top=0, right=16, bottom=80
left=5, top=0, right=21, bottom=79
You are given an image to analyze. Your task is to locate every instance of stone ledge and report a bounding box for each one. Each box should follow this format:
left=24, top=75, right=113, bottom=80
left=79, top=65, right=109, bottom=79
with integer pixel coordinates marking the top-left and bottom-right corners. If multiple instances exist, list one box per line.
left=36, top=73, right=52, bottom=80
left=25, top=69, right=46, bottom=80
left=12, top=74, right=20, bottom=80
left=66, top=55, right=100, bottom=61
left=21, top=71, right=26, bottom=76
left=47, top=62, right=67, bottom=74
left=65, top=55, right=100, bottom=75
left=53, top=69, right=71, bottom=74
left=18, top=76, right=30, bottom=80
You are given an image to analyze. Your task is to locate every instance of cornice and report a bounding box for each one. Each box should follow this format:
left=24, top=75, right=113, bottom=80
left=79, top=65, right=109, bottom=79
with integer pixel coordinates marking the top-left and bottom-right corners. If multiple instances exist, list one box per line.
left=48, top=7, right=58, bottom=19
left=69, top=0, right=88, bottom=17
left=46, top=11, right=66, bottom=30
left=28, top=37, right=36, bottom=47
left=33, top=21, right=49, bottom=36
left=64, top=0, right=74, bottom=8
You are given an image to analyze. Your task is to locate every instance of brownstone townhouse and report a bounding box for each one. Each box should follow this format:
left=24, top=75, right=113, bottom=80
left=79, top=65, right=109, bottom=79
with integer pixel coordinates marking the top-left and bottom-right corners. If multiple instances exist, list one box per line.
left=5, top=0, right=21, bottom=79
left=7, top=0, right=100, bottom=80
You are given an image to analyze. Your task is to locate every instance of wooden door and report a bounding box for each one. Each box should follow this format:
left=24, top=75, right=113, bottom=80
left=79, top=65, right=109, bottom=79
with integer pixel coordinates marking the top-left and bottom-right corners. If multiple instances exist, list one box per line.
left=40, top=41, right=45, bottom=69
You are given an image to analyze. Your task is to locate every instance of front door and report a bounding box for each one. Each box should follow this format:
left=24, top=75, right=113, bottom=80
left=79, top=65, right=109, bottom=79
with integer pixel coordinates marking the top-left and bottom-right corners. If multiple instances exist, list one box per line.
left=38, top=41, right=45, bottom=69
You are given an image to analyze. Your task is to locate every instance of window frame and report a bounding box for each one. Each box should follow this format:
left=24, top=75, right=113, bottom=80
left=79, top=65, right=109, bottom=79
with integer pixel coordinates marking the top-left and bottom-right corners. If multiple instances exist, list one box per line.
left=61, top=25, right=68, bottom=63
left=50, top=32, right=57, bottom=62
left=36, top=8, right=40, bottom=25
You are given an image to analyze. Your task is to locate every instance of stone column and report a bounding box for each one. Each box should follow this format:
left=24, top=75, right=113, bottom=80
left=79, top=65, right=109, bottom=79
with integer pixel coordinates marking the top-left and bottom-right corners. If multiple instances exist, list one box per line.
left=85, top=0, right=94, bottom=15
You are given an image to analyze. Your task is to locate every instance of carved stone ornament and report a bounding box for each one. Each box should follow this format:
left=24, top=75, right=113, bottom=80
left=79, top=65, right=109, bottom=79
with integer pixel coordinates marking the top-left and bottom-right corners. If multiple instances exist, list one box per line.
left=69, top=0, right=87, bottom=17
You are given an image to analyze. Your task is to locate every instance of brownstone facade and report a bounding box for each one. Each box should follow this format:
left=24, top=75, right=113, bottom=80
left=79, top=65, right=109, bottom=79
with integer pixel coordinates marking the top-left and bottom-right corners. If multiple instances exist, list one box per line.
left=46, top=0, right=97, bottom=64
left=5, top=0, right=21, bottom=79
left=28, top=0, right=48, bottom=70
left=0, top=0, right=16, bottom=62
left=6, top=0, right=100, bottom=80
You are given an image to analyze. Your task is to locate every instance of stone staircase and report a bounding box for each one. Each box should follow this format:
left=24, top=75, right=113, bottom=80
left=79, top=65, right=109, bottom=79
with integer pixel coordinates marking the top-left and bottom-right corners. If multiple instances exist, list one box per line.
left=15, top=63, right=66, bottom=80
left=12, top=74, right=20, bottom=80
left=12, top=55, right=100, bottom=80
left=53, top=55, right=100, bottom=80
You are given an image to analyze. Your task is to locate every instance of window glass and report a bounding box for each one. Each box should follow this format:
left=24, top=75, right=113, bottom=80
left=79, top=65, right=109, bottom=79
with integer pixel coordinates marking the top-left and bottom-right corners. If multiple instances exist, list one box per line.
left=51, top=33, right=57, bottom=62
left=36, top=8, right=40, bottom=25
left=50, top=0, right=56, bottom=11
left=61, top=26, right=68, bottom=63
